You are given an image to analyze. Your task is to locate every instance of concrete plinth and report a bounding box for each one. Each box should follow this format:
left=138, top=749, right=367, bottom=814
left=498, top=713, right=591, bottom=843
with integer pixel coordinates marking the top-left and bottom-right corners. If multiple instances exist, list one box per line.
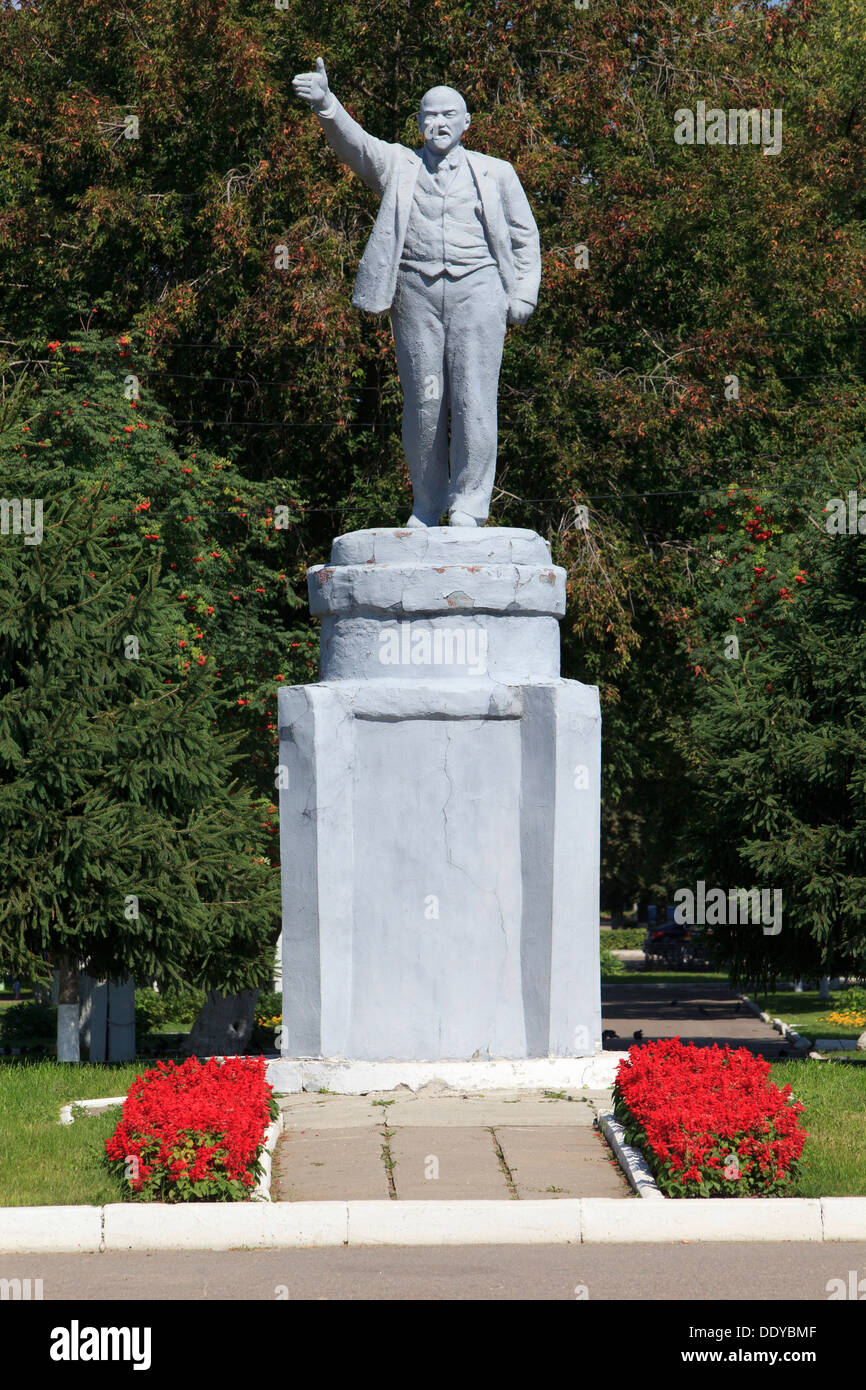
left=278, top=527, right=601, bottom=1080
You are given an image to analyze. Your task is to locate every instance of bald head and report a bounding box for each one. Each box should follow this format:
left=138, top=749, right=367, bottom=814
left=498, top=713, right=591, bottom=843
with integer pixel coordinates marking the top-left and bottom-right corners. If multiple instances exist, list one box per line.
left=417, top=86, right=471, bottom=156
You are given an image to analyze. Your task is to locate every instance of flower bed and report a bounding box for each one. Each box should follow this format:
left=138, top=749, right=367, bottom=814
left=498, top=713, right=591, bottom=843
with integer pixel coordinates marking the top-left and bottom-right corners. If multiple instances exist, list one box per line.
left=613, top=1038, right=807, bottom=1197
left=104, top=1056, right=278, bottom=1202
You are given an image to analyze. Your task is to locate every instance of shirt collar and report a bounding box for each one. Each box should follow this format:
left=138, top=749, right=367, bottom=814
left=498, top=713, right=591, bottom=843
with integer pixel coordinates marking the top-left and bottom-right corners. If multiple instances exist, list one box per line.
left=423, top=143, right=464, bottom=175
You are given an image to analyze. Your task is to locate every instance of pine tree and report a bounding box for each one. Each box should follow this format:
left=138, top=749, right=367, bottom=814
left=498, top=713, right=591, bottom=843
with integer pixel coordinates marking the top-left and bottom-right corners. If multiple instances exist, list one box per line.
left=672, top=456, right=866, bottom=988
left=0, top=455, right=280, bottom=1060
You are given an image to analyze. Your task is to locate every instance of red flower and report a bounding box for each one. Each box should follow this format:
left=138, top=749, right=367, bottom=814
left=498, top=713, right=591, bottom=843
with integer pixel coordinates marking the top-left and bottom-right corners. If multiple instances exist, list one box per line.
left=105, top=1058, right=274, bottom=1203
left=612, top=1039, right=806, bottom=1199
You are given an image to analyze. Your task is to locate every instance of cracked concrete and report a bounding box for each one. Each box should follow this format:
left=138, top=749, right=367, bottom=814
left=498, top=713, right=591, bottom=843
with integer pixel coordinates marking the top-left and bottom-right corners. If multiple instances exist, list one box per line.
left=272, top=1087, right=630, bottom=1201
left=278, top=526, right=602, bottom=1069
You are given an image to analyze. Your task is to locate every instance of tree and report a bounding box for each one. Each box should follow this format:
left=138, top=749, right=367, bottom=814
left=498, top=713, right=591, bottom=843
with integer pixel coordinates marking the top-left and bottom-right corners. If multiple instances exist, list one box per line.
left=670, top=454, right=866, bottom=987
left=1, top=0, right=865, bottom=909
left=0, top=450, right=281, bottom=1060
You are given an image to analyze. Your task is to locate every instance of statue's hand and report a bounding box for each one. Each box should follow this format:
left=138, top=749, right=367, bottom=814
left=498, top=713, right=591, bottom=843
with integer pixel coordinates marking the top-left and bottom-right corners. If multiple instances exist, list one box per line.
left=292, top=57, right=331, bottom=112
left=507, top=298, right=534, bottom=326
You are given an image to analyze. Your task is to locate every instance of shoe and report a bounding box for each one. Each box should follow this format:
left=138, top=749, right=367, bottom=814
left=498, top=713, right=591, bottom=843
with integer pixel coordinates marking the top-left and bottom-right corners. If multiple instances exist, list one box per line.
left=449, top=510, right=478, bottom=527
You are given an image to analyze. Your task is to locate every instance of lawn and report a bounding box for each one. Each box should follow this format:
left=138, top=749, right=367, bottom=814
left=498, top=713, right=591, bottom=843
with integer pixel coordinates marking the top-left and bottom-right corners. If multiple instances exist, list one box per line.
left=0, top=1059, right=142, bottom=1206
left=754, top=989, right=866, bottom=1046
left=771, top=1059, right=866, bottom=1197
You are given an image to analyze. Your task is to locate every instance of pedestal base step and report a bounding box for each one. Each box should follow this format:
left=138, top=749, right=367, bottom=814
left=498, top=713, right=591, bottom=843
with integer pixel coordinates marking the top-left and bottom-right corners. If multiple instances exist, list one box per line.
left=266, top=1055, right=623, bottom=1095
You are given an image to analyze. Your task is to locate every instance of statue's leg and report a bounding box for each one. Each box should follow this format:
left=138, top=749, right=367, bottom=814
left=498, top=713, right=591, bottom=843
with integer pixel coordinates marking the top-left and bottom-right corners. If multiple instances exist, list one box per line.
left=389, top=269, right=449, bottom=526
left=443, top=265, right=508, bottom=525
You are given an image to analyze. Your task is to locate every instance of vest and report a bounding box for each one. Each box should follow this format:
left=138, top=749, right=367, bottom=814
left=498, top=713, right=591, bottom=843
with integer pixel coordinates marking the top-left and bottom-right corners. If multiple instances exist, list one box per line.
left=399, top=149, right=497, bottom=278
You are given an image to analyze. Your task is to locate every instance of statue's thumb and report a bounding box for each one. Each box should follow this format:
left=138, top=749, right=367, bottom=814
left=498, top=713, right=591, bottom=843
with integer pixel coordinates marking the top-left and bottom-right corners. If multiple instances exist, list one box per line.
left=315, top=57, right=326, bottom=73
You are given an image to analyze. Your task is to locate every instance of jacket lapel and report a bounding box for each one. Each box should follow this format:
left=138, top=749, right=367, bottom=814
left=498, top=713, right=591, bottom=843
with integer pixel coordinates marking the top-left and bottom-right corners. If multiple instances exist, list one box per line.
left=394, top=149, right=423, bottom=244
left=464, top=150, right=512, bottom=288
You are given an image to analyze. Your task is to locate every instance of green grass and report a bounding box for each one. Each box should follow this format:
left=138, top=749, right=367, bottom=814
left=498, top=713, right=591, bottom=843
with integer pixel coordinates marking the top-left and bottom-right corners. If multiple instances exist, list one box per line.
left=771, top=1060, right=866, bottom=1196
left=754, top=990, right=866, bottom=1045
left=0, top=1059, right=144, bottom=1206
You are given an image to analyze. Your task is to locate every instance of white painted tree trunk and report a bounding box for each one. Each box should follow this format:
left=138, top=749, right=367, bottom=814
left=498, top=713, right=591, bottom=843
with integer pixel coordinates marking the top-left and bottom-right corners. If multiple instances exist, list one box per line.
left=56, top=956, right=80, bottom=1062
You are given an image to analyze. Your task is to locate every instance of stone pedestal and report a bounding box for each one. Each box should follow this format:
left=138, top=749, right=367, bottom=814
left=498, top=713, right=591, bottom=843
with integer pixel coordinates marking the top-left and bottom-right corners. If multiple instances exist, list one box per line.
left=270, top=527, right=603, bottom=1092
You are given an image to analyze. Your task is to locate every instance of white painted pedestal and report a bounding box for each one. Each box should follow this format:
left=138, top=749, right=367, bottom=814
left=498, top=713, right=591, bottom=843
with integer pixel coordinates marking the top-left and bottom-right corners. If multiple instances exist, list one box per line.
left=271, top=527, right=603, bottom=1093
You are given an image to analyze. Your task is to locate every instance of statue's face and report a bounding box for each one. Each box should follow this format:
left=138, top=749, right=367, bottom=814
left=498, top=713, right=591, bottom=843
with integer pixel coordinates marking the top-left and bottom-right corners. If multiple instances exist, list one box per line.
left=417, top=87, right=470, bottom=155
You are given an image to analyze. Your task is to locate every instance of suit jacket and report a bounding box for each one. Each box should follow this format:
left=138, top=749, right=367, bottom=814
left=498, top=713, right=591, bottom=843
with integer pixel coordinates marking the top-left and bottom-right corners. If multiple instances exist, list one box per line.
left=315, top=97, right=542, bottom=315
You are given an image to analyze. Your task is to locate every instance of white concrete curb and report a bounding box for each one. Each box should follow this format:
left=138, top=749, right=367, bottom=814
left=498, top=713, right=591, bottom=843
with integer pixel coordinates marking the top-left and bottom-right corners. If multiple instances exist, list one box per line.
left=101, top=1200, right=347, bottom=1251
left=4, top=1197, right=864, bottom=1251
left=580, top=1197, right=825, bottom=1243
left=820, top=1198, right=866, bottom=1241
left=59, top=1096, right=126, bottom=1126
left=0, top=1206, right=103, bottom=1254
left=598, top=1112, right=664, bottom=1199
left=346, top=1199, right=581, bottom=1245
left=738, top=995, right=810, bottom=1050
left=253, top=1113, right=284, bottom=1202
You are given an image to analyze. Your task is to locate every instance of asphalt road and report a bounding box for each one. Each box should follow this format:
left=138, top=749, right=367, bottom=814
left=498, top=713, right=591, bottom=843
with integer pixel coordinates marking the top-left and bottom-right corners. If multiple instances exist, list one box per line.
left=6, top=1243, right=866, bottom=1300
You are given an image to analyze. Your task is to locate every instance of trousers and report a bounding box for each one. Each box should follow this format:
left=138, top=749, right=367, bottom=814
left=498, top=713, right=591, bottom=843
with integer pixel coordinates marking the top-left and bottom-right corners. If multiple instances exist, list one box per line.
left=389, top=262, right=507, bottom=524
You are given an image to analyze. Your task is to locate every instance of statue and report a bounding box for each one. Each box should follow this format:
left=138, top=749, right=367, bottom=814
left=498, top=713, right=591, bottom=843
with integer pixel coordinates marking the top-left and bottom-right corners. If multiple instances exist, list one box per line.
left=292, top=59, right=541, bottom=528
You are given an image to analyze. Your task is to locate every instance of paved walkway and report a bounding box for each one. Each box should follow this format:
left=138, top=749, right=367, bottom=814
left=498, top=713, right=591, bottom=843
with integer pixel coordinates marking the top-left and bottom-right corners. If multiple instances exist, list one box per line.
left=602, top=982, right=795, bottom=1058
left=271, top=987, right=794, bottom=1201
left=273, top=1087, right=630, bottom=1202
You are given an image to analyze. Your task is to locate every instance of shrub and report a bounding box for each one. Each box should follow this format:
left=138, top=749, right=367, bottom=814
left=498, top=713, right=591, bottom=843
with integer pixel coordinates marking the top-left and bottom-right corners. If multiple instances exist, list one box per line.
left=603, top=927, right=646, bottom=950
left=104, top=1055, right=278, bottom=1201
left=613, top=1038, right=807, bottom=1197
left=599, top=942, right=626, bottom=976
left=159, top=987, right=206, bottom=1028
left=255, top=990, right=282, bottom=1022
left=134, top=989, right=171, bottom=1032
left=0, top=1001, right=57, bottom=1047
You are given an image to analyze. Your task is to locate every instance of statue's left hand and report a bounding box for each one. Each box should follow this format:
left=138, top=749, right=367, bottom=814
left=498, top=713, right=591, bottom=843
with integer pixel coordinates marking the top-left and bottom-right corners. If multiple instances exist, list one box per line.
left=507, top=299, right=534, bottom=326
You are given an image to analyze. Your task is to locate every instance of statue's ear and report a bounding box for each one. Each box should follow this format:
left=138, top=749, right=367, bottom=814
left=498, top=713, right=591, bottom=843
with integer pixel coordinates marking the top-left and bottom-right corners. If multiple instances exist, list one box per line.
left=463, top=112, right=471, bottom=133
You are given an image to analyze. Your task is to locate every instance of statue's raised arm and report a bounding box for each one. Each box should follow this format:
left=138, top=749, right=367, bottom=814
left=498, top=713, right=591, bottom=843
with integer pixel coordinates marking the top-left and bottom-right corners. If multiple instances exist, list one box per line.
left=292, top=62, right=541, bottom=528
left=291, top=57, right=331, bottom=113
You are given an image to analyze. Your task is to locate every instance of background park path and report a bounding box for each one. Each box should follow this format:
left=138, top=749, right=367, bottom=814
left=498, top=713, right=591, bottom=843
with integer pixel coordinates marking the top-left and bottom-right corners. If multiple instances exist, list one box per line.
left=600, top=982, right=798, bottom=1060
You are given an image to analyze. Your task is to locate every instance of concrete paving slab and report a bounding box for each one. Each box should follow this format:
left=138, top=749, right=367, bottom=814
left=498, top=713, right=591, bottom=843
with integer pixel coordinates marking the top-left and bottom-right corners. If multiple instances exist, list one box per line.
left=277, top=1094, right=382, bottom=1128
left=274, top=1127, right=391, bottom=1202
left=279, top=1086, right=602, bottom=1128
left=388, top=1127, right=510, bottom=1199
left=497, top=1127, right=629, bottom=1199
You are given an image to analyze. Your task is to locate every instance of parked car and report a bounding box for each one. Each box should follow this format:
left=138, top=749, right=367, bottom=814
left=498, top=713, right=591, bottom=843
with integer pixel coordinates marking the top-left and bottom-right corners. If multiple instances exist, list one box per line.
left=642, top=923, right=711, bottom=970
